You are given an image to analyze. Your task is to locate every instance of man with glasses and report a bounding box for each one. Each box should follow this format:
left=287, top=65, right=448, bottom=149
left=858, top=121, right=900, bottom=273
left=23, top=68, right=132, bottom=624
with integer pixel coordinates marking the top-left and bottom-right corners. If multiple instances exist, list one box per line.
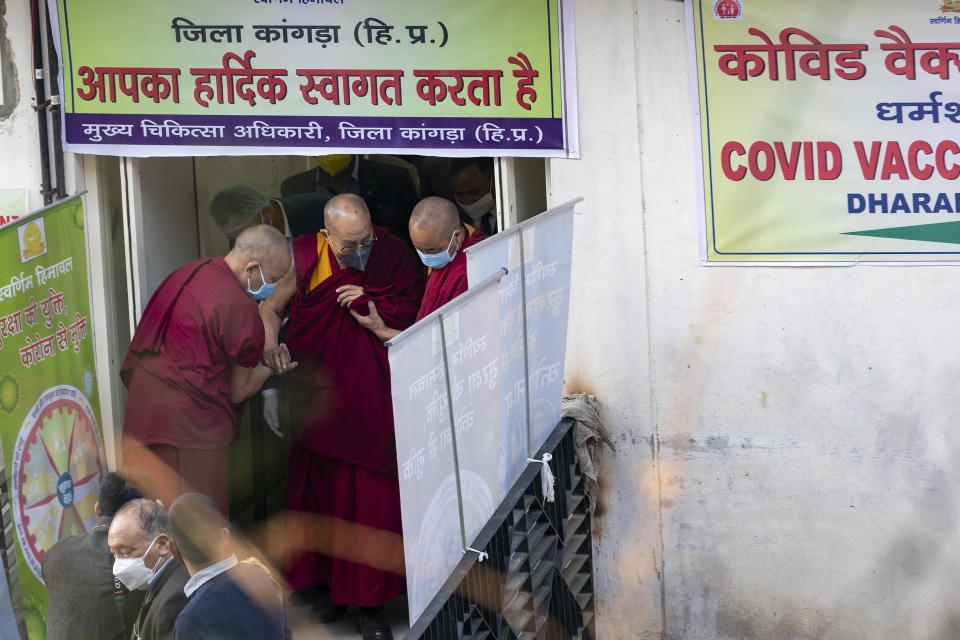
left=107, top=499, right=188, bottom=640
left=260, top=193, right=424, bottom=639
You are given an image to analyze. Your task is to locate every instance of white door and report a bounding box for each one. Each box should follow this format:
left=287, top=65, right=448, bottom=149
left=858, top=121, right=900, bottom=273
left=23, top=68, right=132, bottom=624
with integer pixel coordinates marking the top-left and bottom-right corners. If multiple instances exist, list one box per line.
left=120, top=157, right=200, bottom=326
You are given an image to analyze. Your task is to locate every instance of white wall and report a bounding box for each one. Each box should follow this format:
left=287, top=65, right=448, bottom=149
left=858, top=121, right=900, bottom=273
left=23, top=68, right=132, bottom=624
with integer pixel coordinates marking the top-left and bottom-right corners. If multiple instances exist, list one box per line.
left=0, top=0, right=79, bottom=209
left=0, top=0, right=42, bottom=207
left=552, top=1, right=960, bottom=639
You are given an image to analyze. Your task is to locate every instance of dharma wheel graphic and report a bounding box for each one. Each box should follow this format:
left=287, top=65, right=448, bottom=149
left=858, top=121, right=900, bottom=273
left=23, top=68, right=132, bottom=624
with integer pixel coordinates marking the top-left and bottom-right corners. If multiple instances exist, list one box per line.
left=12, top=385, right=105, bottom=582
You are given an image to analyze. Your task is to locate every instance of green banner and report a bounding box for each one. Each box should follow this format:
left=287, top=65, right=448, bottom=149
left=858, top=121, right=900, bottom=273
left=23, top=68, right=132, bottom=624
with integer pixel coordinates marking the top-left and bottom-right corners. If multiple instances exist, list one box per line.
left=689, top=0, right=960, bottom=263
left=0, top=196, right=106, bottom=640
left=49, top=0, right=579, bottom=157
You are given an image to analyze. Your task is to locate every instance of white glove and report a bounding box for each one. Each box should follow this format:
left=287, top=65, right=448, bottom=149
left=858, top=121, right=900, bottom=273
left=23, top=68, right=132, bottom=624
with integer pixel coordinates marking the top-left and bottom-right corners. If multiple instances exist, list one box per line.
left=262, top=388, right=282, bottom=438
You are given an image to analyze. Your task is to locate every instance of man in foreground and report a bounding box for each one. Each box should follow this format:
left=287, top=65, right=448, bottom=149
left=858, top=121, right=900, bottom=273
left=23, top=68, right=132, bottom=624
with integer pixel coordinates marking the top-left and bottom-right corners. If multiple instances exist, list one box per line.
left=43, top=472, right=147, bottom=640
left=169, top=493, right=285, bottom=640
left=350, top=196, right=488, bottom=341
left=108, top=498, right=189, bottom=640
left=260, top=193, right=423, bottom=639
left=120, top=225, right=297, bottom=514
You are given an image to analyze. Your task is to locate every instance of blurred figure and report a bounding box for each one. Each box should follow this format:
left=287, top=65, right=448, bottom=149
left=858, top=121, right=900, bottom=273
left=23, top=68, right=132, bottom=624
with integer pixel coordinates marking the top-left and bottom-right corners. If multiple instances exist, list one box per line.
left=416, top=157, right=454, bottom=200
left=208, top=185, right=328, bottom=246
left=169, top=493, right=285, bottom=640
left=42, top=472, right=147, bottom=640
left=280, top=154, right=419, bottom=243
left=120, top=225, right=297, bottom=515
left=351, top=196, right=488, bottom=341
left=108, top=499, right=189, bottom=640
left=450, top=157, right=498, bottom=234
left=260, top=194, right=423, bottom=639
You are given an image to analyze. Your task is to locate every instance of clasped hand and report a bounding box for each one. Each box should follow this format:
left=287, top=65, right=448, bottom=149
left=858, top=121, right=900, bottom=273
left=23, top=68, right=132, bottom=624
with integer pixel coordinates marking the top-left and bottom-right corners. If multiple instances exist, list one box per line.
left=335, top=284, right=364, bottom=307
left=262, top=343, right=298, bottom=374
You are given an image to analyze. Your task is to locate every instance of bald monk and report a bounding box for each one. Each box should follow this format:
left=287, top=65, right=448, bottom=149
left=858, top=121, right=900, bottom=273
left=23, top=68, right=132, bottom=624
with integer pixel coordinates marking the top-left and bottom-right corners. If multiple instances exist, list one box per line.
left=121, top=225, right=297, bottom=515
left=260, top=193, right=423, bottom=638
left=351, top=196, right=488, bottom=342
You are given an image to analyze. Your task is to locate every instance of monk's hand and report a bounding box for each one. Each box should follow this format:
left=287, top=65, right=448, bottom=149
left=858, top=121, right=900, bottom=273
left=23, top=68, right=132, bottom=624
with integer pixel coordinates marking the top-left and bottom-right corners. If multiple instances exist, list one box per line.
left=271, top=344, right=298, bottom=375
left=350, top=299, right=383, bottom=329
left=350, top=301, right=400, bottom=342
left=335, top=284, right=365, bottom=308
left=262, top=346, right=282, bottom=371
left=276, top=344, right=299, bottom=374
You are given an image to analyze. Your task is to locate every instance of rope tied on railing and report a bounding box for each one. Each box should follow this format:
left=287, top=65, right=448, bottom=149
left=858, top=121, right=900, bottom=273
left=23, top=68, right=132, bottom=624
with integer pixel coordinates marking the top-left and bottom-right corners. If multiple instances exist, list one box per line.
left=527, top=453, right=555, bottom=503
left=465, top=547, right=489, bottom=562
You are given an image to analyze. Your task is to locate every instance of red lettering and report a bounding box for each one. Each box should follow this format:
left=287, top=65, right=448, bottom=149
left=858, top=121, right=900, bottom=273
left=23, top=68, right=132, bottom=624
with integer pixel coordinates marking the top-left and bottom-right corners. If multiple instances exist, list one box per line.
left=936, top=140, right=960, bottom=180
left=907, top=141, right=933, bottom=180
left=880, top=142, right=909, bottom=180
left=773, top=142, right=802, bottom=180
left=854, top=141, right=882, bottom=179
left=817, top=142, right=842, bottom=180
left=721, top=141, right=747, bottom=181
left=748, top=142, right=775, bottom=181
left=803, top=141, right=814, bottom=180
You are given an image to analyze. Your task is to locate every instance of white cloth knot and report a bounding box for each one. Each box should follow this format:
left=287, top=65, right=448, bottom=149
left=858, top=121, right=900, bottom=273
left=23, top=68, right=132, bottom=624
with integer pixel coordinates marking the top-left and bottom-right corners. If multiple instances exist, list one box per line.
left=527, top=453, right=555, bottom=503
left=465, top=547, right=489, bottom=562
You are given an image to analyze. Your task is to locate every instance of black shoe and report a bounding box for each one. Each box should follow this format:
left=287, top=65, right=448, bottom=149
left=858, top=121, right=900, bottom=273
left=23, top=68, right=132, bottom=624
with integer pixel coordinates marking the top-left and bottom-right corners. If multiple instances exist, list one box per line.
left=289, top=583, right=322, bottom=607
left=311, top=599, right=349, bottom=623
left=357, top=607, right=393, bottom=640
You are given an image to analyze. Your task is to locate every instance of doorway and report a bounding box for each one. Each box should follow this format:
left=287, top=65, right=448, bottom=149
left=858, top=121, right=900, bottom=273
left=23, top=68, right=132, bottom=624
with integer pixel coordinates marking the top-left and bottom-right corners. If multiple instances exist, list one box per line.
left=84, top=153, right=548, bottom=526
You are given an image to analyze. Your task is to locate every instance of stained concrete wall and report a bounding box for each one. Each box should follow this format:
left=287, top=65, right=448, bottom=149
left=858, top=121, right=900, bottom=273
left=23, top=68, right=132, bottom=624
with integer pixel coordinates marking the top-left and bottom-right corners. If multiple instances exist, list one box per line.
left=0, top=0, right=43, bottom=206
left=0, top=0, right=78, bottom=208
left=551, top=0, right=960, bottom=638
left=6, top=0, right=958, bottom=637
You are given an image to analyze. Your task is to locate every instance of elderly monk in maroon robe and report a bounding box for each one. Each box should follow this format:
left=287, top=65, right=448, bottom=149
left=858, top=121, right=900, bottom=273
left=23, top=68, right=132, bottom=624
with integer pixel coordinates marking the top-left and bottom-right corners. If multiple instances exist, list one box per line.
left=121, top=225, right=296, bottom=516
left=260, top=193, right=423, bottom=638
left=351, top=196, right=487, bottom=342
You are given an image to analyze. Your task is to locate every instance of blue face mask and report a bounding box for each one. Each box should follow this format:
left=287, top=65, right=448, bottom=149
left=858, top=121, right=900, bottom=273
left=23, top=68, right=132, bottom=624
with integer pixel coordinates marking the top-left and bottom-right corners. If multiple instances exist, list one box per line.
left=416, top=231, right=459, bottom=269
left=247, top=265, right=277, bottom=301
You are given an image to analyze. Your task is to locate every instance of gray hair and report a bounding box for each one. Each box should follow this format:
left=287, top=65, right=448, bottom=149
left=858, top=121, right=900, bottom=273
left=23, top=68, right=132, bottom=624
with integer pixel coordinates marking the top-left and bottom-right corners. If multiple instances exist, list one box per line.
left=209, top=186, right=271, bottom=230
left=115, top=498, right=170, bottom=540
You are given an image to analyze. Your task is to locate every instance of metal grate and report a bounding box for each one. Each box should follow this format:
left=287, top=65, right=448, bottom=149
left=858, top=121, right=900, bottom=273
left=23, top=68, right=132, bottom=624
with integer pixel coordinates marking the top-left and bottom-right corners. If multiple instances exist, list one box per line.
left=409, top=418, right=596, bottom=640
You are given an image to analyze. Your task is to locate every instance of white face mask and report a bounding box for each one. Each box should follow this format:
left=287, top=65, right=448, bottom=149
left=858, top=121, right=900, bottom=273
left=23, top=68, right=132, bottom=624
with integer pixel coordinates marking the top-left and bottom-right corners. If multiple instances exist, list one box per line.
left=113, top=536, right=161, bottom=591
left=457, top=192, right=495, bottom=221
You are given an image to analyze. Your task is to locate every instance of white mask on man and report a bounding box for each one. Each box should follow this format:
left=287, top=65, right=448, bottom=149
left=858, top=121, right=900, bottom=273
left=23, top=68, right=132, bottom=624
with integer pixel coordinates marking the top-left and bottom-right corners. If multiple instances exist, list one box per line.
left=113, top=536, right=161, bottom=591
left=457, top=192, right=495, bottom=222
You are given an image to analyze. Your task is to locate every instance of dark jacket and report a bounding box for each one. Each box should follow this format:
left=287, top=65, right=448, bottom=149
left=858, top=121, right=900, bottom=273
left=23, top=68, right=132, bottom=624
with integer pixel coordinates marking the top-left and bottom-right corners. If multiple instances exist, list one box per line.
left=280, top=158, right=419, bottom=242
left=277, top=192, right=327, bottom=238
left=41, top=516, right=145, bottom=640
left=174, top=563, right=285, bottom=640
left=134, top=558, right=190, bottom=640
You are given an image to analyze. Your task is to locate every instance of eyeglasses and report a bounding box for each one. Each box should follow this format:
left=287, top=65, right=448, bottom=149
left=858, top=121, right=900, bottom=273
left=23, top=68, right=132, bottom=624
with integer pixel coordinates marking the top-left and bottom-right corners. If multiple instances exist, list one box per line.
left=323, top=229, right=377, bottom=254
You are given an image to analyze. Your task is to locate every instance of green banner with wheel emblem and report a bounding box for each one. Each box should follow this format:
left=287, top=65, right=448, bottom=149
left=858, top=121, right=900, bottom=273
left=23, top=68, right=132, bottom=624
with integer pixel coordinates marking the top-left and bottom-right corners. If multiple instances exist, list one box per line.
left=0, top=195, right=106, bottom=639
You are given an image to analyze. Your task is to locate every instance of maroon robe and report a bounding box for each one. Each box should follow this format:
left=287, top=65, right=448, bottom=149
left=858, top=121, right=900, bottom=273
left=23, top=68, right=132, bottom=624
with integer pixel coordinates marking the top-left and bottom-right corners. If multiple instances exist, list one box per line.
left=283, top=227, right=424, bottom=604
left=120, top=257, right=264, bottom=512
left=416, top=223, right=487, bottom=321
